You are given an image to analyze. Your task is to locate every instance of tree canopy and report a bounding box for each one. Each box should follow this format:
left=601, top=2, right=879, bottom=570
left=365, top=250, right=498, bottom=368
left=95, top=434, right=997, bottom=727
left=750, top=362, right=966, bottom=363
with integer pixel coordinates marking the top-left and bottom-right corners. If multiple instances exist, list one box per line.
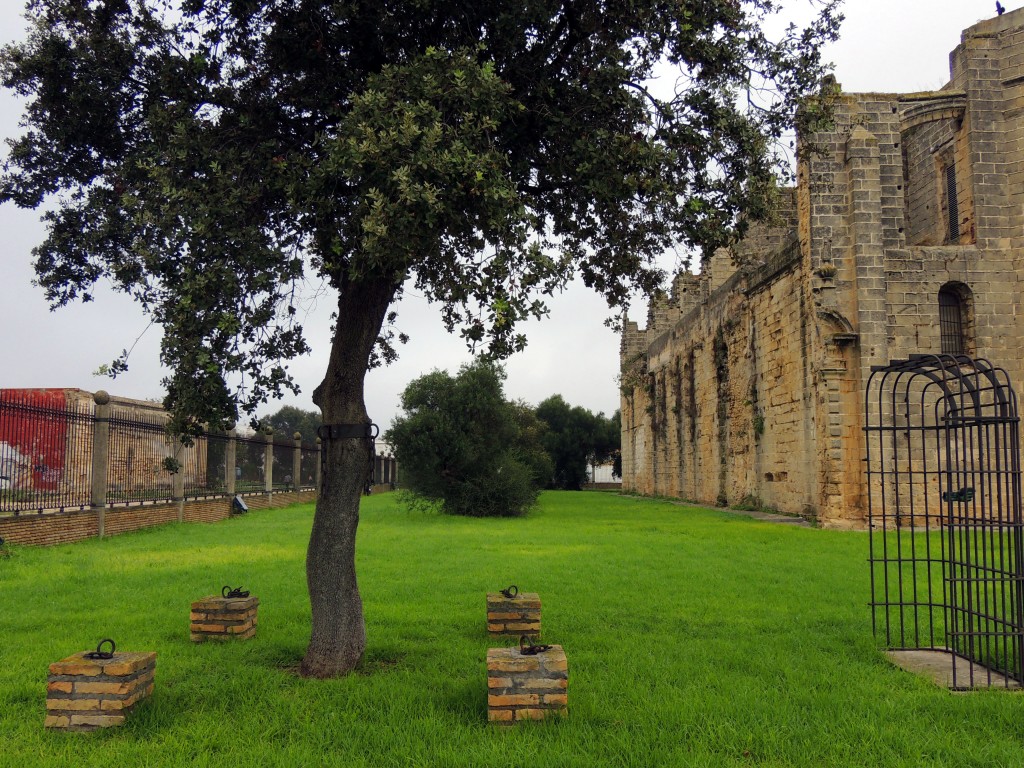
left=386, top=360, right=551, bottom=517
left=260, top=405, right=322, bottom=444
left=536, top=395, right=619, bottom=490
left=1, top=0, right=841, bottom=676
left=2, top=0, right=840, bottom=431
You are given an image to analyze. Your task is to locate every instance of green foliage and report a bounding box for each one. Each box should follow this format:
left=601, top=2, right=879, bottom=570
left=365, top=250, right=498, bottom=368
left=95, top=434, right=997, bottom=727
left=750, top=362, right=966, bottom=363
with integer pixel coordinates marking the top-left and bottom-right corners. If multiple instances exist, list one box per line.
left=1, top=0, right=842, bottom=435
left=536, top=395, right=620, bottom=490
left=5, top=496, right=1024, bottom=766
left=259, top=405, right=321, bottom=444
left=386, top=360, right=551, bottom=516
left=0, top=0, right=842, bottom=672
left=752, top=409, right=766, bottom=437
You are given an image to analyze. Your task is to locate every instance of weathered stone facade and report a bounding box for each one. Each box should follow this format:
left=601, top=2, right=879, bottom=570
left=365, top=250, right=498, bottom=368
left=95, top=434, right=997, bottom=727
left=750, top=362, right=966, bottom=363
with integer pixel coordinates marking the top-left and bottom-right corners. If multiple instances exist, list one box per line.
left=620, top=10, right=1024, bottom=528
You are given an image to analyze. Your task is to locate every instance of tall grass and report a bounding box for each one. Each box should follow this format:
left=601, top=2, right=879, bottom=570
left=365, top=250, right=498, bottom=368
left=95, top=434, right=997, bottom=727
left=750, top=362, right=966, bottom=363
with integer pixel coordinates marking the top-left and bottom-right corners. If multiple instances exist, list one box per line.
left=1, top=492, right=1023, bottom=767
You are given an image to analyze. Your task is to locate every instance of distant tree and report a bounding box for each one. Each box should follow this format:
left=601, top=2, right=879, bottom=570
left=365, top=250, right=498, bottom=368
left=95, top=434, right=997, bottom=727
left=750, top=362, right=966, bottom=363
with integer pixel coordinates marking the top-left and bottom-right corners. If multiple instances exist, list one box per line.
left=1, top=0, right=839, bottom=676
left=509, top=399, right=555, bottom=489
left=593, top=409, right=621, bottom=481
left=386, top=360, right=551, bottom=517
left=536, top=396, right=620, bottom=490
left=261, top=406, right=322, bottom=444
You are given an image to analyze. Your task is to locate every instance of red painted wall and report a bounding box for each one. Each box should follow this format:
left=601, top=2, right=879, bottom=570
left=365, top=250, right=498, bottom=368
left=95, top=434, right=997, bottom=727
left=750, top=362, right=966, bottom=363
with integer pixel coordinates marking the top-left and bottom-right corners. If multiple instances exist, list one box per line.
left=0, top=389, right=70, bottom=490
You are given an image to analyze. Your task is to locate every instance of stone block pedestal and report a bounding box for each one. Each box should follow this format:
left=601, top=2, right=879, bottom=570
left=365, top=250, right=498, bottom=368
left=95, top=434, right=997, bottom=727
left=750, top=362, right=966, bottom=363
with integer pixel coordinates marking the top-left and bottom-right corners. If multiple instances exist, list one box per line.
left=486, top=645, right=568, bottom=723
left=486, top=592, right=541, bottom=636
left=190, top=595, right=259, bottom=641
left=46, top=651, right=156, bottom=730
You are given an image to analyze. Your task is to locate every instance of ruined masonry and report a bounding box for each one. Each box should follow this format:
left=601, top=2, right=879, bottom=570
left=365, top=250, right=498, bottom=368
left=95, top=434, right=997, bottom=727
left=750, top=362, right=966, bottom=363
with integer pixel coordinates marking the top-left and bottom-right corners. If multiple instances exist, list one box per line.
left=620, top=10, right=1024, bottom=528
left=190, top=594, right=260, bottom=641
left=46, top=651, right=156, bottom=730
left=486, top=591, right=542, bottom=636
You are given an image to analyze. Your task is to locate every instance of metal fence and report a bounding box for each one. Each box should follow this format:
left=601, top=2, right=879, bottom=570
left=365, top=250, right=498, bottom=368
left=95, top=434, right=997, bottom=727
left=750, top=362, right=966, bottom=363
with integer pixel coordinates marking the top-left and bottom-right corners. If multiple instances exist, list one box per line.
left=0, top=391, right=95, bottom=514
left=235, top=433, right=267, bottom=494
left=866, top=354, right=1024, bottom=689
left=107, top=405, right=176, bottom=506
left=1, top=389, right=328, bottom=517
left=272, top=439, right=294, bottom=491
left=300, top=445, right=319, bottom=489
left=185, top=430, right=232, bottom=499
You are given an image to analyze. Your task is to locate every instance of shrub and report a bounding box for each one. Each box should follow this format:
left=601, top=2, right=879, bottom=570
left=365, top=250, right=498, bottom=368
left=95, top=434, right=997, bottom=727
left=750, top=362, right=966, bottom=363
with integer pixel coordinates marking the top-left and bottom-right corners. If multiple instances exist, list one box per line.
left=386, top=360, right=547, bottom=517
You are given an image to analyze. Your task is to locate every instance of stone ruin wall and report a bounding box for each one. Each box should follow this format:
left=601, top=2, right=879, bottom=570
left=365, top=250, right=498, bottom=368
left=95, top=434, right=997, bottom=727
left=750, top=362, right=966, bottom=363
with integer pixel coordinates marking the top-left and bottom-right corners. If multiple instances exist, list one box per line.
left=621, top=9, right=1024, bottom=528
left=621, top=192, right=821, bottom=521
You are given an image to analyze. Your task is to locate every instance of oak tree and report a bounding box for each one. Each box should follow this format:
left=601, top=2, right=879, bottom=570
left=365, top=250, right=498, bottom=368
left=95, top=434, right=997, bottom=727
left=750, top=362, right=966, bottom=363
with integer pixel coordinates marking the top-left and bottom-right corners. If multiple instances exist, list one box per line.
left=1, top=0, right=840, bottom=676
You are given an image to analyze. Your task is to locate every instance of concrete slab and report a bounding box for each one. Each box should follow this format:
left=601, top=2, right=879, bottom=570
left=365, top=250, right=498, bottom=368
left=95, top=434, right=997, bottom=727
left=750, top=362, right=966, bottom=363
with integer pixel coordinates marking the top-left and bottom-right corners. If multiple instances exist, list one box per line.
left=723, top=508, right=812, bottom=526
left=666, top=500, right=812, bottom=526
left=885, top=649, right=1021, bottom=690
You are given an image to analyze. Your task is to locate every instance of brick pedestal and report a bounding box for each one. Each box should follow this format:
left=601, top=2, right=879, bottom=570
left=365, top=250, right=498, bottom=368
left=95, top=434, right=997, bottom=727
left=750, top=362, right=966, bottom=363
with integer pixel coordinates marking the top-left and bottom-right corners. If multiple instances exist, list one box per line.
left=486, top=645, right=568, bottom=723
left=190, top=595, right=259, bottom=641
left=486, top=592, right=541, bottom=636
left=46, top=651, right=156, bottom=730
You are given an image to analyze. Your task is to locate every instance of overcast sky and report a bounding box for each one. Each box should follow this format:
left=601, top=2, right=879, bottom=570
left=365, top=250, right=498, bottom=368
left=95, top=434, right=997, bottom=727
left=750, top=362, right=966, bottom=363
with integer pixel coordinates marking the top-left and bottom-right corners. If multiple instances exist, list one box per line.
left=0, top=2, right=1012, bottom=430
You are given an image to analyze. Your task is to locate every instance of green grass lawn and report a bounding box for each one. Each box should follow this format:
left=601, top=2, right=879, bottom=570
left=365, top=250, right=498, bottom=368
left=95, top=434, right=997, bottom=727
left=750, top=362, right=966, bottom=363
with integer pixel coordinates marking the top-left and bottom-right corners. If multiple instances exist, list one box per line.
left=1, top=491, right=1023, bottom=767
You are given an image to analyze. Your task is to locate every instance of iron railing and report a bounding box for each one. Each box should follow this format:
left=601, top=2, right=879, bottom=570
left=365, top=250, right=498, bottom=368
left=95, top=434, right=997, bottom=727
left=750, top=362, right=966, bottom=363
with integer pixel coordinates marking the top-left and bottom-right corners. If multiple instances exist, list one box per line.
left=2, top=390, right=328, bottom=517
left=106, top=405, right=176, bottom=506
left=0, top=391, right=94, bottom=514
left=183, top=430, right=231, bottom=499
left=300, top=444, right=319, bottom=489
left=234, top=432, right=267, bottom=494
left=271, top=439, right=294, bottom=491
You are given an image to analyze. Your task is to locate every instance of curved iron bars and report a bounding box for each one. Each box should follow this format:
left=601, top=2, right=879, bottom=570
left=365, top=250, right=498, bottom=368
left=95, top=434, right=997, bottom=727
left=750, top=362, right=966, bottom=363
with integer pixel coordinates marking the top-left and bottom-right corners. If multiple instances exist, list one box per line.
left=865, top=354, right=1024, bottom=688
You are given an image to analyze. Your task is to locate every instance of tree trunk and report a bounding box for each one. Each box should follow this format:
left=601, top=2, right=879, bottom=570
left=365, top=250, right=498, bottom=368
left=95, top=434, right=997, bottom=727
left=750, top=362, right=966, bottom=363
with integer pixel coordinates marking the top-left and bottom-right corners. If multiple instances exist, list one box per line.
left=301, top=277, right=397, bottom=678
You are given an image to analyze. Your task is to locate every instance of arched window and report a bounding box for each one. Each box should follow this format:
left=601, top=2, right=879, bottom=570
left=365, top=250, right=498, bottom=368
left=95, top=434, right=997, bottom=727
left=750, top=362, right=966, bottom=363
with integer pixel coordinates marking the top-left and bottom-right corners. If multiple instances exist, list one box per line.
left=938, top=284, right=970, bottom=355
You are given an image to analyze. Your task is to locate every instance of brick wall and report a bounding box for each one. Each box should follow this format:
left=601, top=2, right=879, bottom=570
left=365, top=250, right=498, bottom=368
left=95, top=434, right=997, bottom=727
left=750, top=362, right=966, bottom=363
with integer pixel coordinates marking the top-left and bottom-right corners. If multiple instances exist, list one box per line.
left=0, top=490, right=318, bottom=547
left=621, top=239, right=814, bottom=516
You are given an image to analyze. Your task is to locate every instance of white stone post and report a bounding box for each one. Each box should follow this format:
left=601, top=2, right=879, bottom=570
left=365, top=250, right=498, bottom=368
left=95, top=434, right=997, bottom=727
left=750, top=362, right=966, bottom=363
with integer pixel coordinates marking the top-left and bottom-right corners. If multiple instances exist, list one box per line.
left=90, top=391, right=110, bottom=538
left=263, top=426, right=274, bottom=496
left=292, top=432, right=302, bottom=493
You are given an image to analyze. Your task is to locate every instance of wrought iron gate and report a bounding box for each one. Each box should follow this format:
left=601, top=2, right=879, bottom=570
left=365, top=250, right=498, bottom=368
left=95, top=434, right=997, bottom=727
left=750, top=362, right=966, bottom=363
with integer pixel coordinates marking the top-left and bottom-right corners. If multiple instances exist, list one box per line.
left=865, top=354, right=1024, bottom=688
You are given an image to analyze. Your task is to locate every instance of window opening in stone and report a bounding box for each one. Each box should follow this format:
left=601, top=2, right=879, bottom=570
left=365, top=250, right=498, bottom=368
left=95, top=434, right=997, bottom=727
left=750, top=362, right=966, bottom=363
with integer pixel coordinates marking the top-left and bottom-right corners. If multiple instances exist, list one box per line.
left=938, top=287, right=965, bottom=355
left=945, top=161, right=959, bottom=242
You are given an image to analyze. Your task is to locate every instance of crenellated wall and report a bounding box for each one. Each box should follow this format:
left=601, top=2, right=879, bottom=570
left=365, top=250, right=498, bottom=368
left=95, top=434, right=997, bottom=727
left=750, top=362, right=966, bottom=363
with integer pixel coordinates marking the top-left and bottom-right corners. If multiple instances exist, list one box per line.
left=621, top=9, right=1024, bottom=528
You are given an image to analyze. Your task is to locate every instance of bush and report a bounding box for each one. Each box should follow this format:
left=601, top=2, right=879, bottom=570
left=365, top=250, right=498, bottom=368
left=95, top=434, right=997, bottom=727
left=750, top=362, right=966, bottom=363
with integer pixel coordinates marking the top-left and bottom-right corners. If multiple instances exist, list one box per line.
left=444, top=457, right=538, bottom=517
left=386, top=360, right=548, bottom=517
